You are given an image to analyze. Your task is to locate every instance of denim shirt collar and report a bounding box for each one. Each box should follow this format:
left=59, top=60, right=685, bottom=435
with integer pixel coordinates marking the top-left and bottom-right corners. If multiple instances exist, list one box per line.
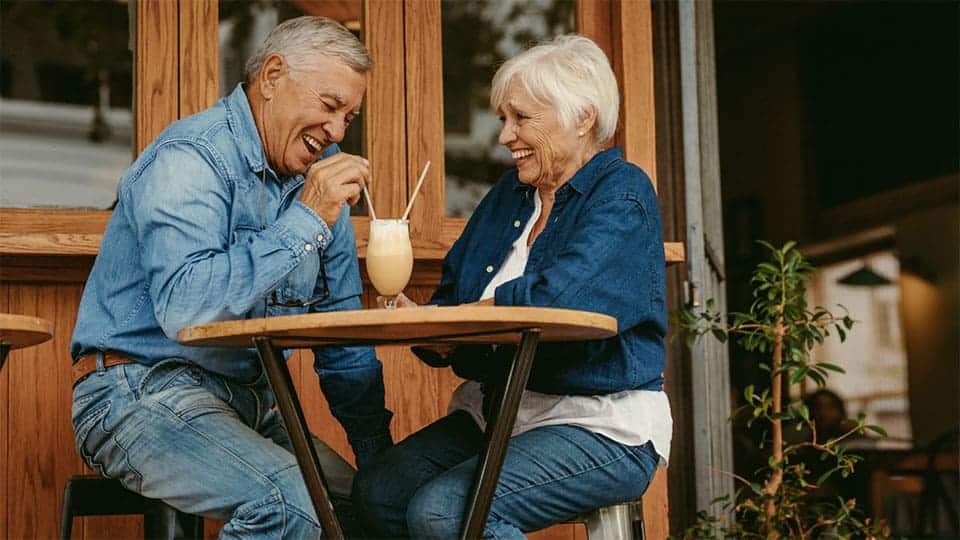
left=509, top=146, right=624, bottom=197
left=223, top=83, right=269, bottom=175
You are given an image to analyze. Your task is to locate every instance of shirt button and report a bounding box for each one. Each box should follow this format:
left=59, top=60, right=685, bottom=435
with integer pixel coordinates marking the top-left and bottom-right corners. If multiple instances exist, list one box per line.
left=486, top=265, right=494, bottom=273
left=304, top=243, right=314, bottom=252
left=316, top=234, right=324, bottom=243
left=513, top=220, right=521, bottom=228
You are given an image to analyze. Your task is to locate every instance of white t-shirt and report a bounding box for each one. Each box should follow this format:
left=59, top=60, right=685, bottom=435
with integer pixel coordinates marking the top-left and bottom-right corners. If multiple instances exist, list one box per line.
left=448, top=191, right=673, bottom=466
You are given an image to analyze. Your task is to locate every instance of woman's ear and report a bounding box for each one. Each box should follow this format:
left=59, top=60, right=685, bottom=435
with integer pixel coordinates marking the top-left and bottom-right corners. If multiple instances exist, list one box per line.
left=258, top=54, right=287, bottom=101
left=576, top=105, right=598, bottom=137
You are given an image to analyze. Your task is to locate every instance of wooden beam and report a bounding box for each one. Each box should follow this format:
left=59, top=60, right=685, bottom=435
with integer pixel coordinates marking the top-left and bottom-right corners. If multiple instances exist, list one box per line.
left=611, top=0, right=658, bottom=185
left=403, top=0, right=446, bottom=239
left=363, top=0, right=407, bottom=220
left=135, top=0, right=179, bottom=153
left=179, top=0, right=219, bottom=117
left=611, top=1, right=670, bottom=536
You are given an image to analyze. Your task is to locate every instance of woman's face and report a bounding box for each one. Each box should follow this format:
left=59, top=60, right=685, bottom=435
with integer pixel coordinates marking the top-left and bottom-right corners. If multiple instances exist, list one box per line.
left=496, top=79, right=590, bottom=189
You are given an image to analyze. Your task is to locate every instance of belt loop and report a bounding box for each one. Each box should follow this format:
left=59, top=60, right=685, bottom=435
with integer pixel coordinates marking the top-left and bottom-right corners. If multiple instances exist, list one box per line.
left=96, top=351, right=106, bottom=375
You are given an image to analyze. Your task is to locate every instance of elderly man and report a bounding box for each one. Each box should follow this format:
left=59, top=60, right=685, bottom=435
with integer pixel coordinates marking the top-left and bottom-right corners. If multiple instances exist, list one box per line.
left=69, top=17, right=391, bottom=539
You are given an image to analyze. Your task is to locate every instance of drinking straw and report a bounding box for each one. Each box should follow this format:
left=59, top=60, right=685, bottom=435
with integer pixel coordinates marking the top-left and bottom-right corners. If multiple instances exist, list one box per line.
left=362, top=184, right=377, bottom=220
left=401, top=161, right=431, bottom=221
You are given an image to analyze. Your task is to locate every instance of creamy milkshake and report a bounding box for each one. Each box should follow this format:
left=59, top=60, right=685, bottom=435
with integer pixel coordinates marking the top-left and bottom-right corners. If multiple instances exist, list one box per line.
left=367, top=219, right=413, bottom=308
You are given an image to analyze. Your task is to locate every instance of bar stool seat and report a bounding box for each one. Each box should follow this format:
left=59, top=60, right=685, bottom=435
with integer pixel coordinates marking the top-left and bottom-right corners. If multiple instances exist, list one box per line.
left=60, top=475, right=203, bottom=540
left=565, top=500, right=645, bottom=540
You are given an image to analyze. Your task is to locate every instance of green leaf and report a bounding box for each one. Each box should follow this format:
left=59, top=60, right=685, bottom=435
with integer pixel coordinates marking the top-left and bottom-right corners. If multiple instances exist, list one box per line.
left=818, top=362, right=845, bottom=373
left=789, top=366, right=810, bottom=385
left=711, top=328, right=728, bottom=343
left=866, top=424, right=888, bottom=437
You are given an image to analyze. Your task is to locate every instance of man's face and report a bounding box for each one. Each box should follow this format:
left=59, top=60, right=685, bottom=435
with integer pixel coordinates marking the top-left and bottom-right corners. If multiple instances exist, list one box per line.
left=263, top=55, right=366, bottom=176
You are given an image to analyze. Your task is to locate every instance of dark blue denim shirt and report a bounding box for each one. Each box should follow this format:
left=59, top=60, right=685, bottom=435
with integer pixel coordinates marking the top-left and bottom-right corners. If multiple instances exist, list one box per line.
left=70, top=84, right=392, bottom=465
left=430, top=147, right=666, bottom=395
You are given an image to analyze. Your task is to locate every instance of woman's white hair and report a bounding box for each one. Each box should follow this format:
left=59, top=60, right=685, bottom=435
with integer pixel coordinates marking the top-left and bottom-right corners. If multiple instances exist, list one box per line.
left=245, top=16, right=371, bottom=82
left=490, top=34, right=619, bottom=145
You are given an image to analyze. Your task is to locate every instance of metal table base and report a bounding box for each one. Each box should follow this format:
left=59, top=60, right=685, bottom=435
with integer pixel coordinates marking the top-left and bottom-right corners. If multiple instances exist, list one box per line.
left=251, top=328, right=542, bottom=540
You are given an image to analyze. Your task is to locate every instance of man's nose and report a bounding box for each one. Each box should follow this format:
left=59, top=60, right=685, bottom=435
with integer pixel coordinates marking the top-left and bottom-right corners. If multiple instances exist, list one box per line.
left=325, top=118, right=347, bottom=143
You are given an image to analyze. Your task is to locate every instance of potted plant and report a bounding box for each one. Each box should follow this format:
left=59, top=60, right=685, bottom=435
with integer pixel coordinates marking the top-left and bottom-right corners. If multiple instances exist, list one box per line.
left=673, top=242, right=889, bottom=539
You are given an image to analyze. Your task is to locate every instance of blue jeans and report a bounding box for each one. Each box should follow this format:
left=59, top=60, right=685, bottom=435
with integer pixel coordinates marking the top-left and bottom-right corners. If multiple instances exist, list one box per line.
left=352, top=411, right=658, bottom=539
left=71, top=358, right=357, bottom=540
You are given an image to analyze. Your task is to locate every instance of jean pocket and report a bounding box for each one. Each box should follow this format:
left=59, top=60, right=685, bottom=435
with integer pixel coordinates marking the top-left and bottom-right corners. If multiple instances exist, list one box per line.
left=77, top=403, right=144, bottom=493
left=137, top=360, right=202, bottom=397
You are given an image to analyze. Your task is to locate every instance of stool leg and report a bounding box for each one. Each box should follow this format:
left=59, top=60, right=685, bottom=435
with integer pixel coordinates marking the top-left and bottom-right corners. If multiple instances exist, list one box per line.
left=143, top=502, right=179, bottom=540
left=584, top=502, right=645, bottom=540
left=60, top=482, right=75, bottom=540
left=584, top=504, right=633, bottom=540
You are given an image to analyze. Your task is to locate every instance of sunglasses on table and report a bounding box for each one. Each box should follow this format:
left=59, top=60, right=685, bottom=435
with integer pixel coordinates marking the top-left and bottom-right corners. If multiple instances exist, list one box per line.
left=267, top=258, right=330, bottom=308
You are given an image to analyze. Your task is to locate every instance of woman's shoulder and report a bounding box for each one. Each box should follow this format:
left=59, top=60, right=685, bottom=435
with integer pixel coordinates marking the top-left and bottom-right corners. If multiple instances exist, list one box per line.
left=589, top=154, right=657, bottom=202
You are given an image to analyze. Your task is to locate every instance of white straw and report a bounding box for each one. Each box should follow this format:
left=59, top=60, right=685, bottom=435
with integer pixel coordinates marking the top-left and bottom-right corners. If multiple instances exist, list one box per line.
left=362, top=185, right=377, bottom=220
left=401, top=161, right=431, bottom=221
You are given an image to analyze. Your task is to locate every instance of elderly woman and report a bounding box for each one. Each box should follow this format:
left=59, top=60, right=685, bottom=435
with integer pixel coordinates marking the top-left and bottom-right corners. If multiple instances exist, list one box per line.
left=352, top=34, right=672, bottom=538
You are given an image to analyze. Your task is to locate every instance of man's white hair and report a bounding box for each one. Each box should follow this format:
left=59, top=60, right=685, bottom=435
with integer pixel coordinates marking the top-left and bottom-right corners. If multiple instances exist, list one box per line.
left=490, top=34, right=619, bottom=145
left=245, top=16, right=371, bottom=82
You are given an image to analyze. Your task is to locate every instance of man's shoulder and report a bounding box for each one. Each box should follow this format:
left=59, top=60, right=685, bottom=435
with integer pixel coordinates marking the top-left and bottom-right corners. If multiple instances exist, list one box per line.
left=153, top=100, right=234, bottom=152
left=133, top=99, right=248, bottom=176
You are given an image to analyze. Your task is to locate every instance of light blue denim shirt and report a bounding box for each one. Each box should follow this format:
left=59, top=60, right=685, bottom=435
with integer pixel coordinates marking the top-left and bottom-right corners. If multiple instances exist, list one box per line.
left=71, top=84, right=392, bottom=463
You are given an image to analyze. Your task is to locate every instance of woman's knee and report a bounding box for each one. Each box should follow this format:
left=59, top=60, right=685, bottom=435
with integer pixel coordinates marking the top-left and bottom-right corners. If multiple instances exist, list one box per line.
left=406, top=477, right=467, bottom=540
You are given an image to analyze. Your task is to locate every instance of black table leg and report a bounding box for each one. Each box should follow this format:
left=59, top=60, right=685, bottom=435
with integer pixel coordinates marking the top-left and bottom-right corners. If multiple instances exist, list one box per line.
left=253, top=337, right=344, bottom=540
left=460, top=328, right=541, bottom=540
left=0, top=343, right=9, bottom=371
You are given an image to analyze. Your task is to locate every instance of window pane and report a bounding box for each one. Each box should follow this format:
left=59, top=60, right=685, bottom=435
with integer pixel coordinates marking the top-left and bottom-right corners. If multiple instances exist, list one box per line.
left=0, top=1, right=133, bottom=209
left=805, top=252, right=912, bottom=447
left=218, top=0, right=368, bottom=215
left=442, top=0, right=574, bottom=218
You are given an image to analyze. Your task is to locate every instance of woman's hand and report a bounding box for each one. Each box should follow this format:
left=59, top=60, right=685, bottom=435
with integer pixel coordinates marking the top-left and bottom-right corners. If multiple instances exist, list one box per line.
left=375, top=292, right=417, bottom=309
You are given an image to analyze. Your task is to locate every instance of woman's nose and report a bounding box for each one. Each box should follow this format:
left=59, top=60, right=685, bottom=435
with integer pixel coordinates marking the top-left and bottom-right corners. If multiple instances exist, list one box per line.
left=498, top=122, right=516, bottom=145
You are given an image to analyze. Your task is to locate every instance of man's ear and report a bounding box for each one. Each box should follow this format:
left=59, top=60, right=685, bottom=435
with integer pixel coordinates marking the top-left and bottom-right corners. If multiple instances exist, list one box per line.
left=258, top=54, right=287, bottom=100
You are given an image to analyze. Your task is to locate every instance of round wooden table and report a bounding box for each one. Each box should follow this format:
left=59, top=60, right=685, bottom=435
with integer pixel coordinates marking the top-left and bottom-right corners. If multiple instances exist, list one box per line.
left=0, top=313, right=53, bottom=370
left=179, top=306, right=616, bottom=540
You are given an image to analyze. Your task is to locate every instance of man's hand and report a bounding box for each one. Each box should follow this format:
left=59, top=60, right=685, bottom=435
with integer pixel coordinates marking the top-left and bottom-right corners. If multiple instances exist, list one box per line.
left=300, top=153, right=371, bottom=226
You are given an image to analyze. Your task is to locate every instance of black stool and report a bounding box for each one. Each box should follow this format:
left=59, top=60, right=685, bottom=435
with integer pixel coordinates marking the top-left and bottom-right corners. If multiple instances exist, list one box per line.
left=60, top=475, right=203, bottom=540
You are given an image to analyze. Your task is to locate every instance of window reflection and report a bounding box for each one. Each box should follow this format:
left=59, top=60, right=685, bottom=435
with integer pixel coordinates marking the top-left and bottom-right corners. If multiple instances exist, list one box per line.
left=0, top=0, right=132, bottom=209
left=441, top=0, right=574, bottom=217
left=218, top=1, right=367, bottom=215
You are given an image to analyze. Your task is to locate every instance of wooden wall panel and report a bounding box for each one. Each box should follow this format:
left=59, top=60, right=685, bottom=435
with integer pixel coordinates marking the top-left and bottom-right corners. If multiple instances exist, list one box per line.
left=403, top=0, right=448, bottom=252
left=179, top=0, right=220, bottom=117
left=612, top=0, right=658, bottom=185
left=0, top=284, right=7, bottom=539
left=363, top=0, right=407, bottom=220
left=135, top=0, right=179, bottom=154
left=613, top=2, right=670, bottom=536
left=577, top=0, right=613, bottom=59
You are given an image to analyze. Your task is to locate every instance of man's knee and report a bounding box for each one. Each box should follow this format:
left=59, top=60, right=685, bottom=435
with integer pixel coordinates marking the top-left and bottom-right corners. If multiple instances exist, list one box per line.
left=226, top=465, right=321, bottom=539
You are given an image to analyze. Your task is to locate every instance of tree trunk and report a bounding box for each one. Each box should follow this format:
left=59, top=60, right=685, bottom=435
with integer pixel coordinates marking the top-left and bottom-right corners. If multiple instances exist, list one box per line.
left=763, top=320, right=784, bottom=532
